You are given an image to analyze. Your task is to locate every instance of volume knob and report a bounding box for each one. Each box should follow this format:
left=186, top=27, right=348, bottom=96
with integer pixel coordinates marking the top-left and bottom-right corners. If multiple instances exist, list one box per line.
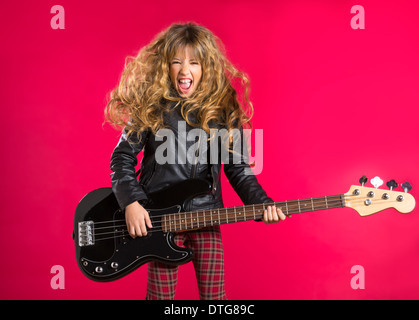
left=95, top=266, right=103, bottom=273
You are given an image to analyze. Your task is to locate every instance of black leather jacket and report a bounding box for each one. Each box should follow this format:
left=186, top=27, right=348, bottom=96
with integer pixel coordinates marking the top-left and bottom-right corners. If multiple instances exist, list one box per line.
left=110, top=103, right=273, bottom=212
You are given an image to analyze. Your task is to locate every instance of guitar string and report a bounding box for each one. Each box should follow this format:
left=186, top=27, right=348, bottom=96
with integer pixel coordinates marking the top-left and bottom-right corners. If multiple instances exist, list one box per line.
left=90, top=197, right=347, bottom=226
left=91, top=213, right=283, bottom=242
left=89, top=196, right=395, bottom=234
left=90, top=202, right=351, bottom=241
left=88, top=191, right=400, bottom=226
left=89, top=198, right=346, bottom=229
left=88, top=199, right=350, bottom=239
left=86, top=197, right=401, bottom=243
left=90, top=204, right=319, bottom=240
left=83, top=196, right=401, bottom=242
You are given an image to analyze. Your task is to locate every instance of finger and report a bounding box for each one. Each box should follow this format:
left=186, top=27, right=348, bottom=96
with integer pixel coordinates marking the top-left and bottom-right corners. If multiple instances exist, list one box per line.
left=128, top=224, right=136, bottom=239
left=278, top=208, right=286, bottom=221
left=272, top=206, right=280, bottom=222
left=135, top=222, right=144, bottom=237
left=139, top=220, right=148, bottom=236
left=266, top=206, right=273, bottom=223
left=145, top=211, right=153, bottom=229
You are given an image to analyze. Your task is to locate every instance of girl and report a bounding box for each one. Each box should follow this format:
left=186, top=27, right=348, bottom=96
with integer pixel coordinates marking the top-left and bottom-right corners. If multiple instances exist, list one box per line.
left=105, top=22, right=285, bottom=300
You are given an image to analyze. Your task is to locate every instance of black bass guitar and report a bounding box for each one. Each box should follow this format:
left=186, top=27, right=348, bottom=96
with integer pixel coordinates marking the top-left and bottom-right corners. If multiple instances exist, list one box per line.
left=73, top=176, right=415, bottom=282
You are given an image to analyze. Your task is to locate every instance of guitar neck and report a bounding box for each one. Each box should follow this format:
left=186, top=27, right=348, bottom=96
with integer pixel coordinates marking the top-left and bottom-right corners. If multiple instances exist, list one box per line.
left=162, top=194, right=346, bottom=232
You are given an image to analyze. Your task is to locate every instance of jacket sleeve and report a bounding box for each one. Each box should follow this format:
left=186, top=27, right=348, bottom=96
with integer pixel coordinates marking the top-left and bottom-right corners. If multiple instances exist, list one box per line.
left=110, top=128, right=149, bottom=209
left=223, top=127, right=273, bottom=206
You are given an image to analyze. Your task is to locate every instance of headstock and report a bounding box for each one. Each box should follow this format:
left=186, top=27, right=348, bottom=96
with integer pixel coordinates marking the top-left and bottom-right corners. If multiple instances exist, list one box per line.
left=344, top=176, right=415, bottom=216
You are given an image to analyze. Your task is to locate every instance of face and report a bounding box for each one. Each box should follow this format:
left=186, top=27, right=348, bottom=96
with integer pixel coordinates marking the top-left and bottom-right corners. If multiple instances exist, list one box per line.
left=169, top=46, right=202, bottom=98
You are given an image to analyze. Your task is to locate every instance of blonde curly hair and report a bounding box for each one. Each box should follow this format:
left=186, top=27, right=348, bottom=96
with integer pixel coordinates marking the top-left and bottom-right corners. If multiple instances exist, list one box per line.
left=104, top=22, right=254, bottom=144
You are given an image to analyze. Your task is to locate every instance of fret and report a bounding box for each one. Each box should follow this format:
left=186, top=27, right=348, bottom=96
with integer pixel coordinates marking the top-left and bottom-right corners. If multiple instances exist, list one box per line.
left=222, top=208, right=227, bottom=225
left=171, top=214, right=176, bottom=232
left=203, top=210, right=206, bottom=227
left=172, top=215, right=175, bottom=232
left=308, top=197, right=318, bottom=211
left=297, top=199, right=301, bottom=213
left=181, top=212, right=184, bottom=230
left=167, top=215, right=171, bottom=232
left=184, top=212, right=188, bottom=230
left=217, top=208, right=221, bottom=226
left=191, top=211, right=195, bottom=229
left=253, top=204, right=256, bottom=220
left=169, top=213, right=173, bottom=232
left=234, top=207, right=237, bottom=223
left=325, top=196, right=328, bottom=208
left=185, top=212, right=189, bottom=230
left=257, top=205, right=263, bottom=219
left=312, top=197, right=321, bottom=211
left=163, top=214, right=167, bottom=232
left=195, top=210, right=198, bottom=228
left=176, top=213, right=180, bottom=231
left=285, top=201, right=289, bottom=215
left=225, top=207, right=229, bottom=224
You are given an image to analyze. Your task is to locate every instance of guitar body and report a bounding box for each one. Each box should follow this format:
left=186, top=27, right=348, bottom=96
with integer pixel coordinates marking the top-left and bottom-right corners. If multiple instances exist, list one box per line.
left=73, top=179, right=212, bottom=282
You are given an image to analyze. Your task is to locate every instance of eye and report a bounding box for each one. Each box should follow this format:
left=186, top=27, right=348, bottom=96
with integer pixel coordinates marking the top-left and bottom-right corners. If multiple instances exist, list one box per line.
left=171, top=60, right=181, bottom=64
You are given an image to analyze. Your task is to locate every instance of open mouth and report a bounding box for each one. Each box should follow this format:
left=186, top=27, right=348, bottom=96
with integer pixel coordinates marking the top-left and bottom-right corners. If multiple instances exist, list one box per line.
left=177, top=78, right=192, bottom=93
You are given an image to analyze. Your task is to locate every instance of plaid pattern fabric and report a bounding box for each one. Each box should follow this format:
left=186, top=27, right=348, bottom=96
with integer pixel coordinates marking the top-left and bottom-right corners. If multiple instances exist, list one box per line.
left=146, top=226, right=227, bottom=300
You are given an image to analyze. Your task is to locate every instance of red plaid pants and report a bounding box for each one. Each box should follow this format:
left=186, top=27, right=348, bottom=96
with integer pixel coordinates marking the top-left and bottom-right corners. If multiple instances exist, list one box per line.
left=146, top=226, right=227, bottom=300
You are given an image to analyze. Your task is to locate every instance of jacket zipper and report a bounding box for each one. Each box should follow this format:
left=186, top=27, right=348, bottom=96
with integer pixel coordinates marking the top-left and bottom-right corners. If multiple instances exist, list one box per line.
left=191, top=131, right=202, bottom=179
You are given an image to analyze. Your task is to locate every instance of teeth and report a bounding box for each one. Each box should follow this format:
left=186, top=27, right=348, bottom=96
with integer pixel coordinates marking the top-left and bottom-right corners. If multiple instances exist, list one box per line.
left=179, top=79, right=192, bottom=83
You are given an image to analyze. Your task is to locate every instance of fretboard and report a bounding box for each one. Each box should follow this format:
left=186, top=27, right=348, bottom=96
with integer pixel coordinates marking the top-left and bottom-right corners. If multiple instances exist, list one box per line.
left=161, top=194, right=345, bottom=232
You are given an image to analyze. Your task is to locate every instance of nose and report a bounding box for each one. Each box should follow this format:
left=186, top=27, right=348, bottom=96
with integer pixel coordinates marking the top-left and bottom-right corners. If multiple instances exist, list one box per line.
left=179, top=63, right=191, bottom=76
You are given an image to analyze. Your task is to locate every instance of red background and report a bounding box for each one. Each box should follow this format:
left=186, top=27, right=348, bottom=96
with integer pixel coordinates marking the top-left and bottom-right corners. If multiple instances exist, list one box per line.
left=1, top=0, right=418, bottom=299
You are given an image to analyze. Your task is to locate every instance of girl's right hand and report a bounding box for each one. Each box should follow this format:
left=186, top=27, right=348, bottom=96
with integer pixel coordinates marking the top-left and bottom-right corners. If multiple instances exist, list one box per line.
left=125, top=201, right=153, bottom=238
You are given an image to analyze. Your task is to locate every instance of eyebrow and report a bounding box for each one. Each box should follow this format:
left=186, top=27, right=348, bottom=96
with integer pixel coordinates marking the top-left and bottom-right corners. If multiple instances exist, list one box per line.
left=171, top=57, right=199, bottom=61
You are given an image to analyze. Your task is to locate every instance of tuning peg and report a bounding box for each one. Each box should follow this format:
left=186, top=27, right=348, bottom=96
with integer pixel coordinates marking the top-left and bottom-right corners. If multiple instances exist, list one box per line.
left=359, top=175, right=368, bottom=186
left=371, top=176, right=383, bottom=189
left=401, top=182, right=412, bottom=193
left=386, top=179, right=398, bottom=191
